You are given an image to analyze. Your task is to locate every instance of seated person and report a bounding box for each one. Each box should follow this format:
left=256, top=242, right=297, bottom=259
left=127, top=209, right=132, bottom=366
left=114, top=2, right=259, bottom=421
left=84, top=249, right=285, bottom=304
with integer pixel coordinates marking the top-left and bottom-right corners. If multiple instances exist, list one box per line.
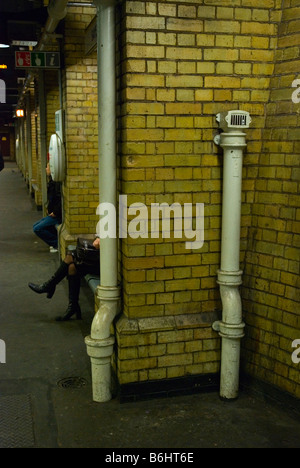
left=28, top=238, right=100, bottom=322
left=33, top=163, right=62, bottom=252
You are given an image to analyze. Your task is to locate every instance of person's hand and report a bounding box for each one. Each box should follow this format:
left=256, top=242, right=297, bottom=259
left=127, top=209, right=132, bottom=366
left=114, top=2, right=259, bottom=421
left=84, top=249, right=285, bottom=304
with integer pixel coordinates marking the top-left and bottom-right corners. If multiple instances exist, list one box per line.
left=49, top=212, right=55, bottom=218
left=93, top=238, right=100, bottom=249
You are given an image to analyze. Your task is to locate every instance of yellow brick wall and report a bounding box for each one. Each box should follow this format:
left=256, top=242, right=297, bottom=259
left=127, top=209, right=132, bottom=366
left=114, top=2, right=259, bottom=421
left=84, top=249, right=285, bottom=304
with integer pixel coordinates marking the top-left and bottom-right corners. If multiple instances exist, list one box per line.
left=242, top=0, right=300, bottom=398
left=45, top=71, right=60, bottom=145
left=116, top=0, right=300, bottom=394
left=18, top=0, right=298, bottom=396
left=22, top=110, right=29, bottom=182
left=60, top=2, right=99, bottom=254
left=30, top=89, right=39, bottom=198
left=116, top=313, right=220, bottom=384
left=30, top=88, right=42, bottom=205
left=34, top=81, right=42, bottom=208
left=28, top=72, right=60, bottom=209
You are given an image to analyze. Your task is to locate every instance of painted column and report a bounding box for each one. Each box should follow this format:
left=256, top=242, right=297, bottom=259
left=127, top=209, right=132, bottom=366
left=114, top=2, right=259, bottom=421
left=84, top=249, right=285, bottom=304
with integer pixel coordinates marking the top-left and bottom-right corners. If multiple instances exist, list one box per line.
left=85, top=0, right=121, bottom=403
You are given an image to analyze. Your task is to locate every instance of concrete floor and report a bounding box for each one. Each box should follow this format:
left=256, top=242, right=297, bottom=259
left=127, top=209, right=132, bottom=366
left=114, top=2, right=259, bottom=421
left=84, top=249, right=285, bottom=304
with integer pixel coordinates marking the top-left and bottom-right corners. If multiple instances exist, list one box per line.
left=0, top=162, right=299, bottom=449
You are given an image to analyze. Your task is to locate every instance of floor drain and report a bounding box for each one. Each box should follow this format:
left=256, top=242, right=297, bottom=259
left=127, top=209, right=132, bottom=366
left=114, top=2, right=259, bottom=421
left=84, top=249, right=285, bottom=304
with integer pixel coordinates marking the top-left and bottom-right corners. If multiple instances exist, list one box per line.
left=57, top=377, right=87, bottom=389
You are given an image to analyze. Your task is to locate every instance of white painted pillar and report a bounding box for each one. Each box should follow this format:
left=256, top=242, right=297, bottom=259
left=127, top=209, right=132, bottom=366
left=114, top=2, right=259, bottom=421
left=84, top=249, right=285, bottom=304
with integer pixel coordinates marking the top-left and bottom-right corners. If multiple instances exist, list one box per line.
left=85, top=0, right=121, bottom=403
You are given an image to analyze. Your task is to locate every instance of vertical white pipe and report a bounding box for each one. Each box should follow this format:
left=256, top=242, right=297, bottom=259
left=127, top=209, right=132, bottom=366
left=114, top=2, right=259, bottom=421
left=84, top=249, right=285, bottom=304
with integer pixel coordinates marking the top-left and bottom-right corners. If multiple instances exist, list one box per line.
left=97, top=0, right=118, bottom=288
left=220, top=138, right=244, bottom=273
left=213, top=131, right=247, bottom=400
left=85, top=0, right=120, bottom=403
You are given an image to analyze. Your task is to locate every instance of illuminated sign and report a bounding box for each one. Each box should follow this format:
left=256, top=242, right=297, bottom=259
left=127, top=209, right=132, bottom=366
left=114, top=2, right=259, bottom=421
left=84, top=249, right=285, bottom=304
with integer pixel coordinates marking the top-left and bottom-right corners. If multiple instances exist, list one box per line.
left=16, top=109, right=24, bottom=117
left=15, top=51, right=60, bottom=69
left=12, top=40, right=37, bottom=47
left=0, top=65, right=7, bottom=69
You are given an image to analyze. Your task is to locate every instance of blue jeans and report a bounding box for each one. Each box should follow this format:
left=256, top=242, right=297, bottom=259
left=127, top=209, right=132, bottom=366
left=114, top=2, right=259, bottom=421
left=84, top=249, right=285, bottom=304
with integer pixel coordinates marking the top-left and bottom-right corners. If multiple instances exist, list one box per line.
left=33, top=216, right=61, bottom=248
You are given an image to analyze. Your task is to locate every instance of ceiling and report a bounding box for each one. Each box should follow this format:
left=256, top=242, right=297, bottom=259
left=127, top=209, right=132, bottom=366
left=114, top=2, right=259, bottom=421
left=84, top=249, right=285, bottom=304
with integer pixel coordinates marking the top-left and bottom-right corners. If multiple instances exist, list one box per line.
left=0, top=0, right=48, bottom=126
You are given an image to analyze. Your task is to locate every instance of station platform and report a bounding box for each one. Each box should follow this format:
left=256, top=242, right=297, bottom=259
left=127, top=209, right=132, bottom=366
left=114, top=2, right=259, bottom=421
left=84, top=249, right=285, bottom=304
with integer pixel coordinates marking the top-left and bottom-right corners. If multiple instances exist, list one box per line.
left=0, top=162, right=299, bottom=449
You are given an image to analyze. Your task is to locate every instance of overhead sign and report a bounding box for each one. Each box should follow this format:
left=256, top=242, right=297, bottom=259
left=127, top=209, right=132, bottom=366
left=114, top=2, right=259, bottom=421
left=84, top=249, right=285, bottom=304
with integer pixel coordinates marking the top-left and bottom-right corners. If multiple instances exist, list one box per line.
left=15, top=51, right=61, bottom=69
left=12, top=40, right=38, bottom=47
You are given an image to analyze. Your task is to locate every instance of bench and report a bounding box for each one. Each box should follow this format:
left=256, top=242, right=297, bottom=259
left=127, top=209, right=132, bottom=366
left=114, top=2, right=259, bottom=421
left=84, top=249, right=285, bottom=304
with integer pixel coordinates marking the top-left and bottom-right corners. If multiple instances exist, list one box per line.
left=85, top=273, right=100, bottom=294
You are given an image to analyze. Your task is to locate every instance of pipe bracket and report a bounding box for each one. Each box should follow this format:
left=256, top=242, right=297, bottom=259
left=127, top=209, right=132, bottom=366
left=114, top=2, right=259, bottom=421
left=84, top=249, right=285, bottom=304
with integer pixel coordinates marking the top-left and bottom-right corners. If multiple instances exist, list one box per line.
left=97, top=284, right=121, bottom=302
left=217, top=269, right=243, bottom=286
left=213, top=320, right=245, bottom=339
left=220, top=132, right=247, bottom=149
left=85, top=335, right=115, bottom=359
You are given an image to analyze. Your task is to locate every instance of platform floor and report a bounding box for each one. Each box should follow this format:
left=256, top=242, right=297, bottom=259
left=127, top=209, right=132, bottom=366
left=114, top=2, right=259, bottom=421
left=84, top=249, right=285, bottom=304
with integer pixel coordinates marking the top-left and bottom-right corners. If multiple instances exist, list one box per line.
left=0, top=162, right=299, bottom=449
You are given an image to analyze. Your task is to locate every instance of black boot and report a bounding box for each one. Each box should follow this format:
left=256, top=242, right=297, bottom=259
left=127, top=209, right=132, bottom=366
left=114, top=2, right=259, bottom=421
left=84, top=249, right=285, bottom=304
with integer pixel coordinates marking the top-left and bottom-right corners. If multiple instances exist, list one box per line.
left=56, top=274, right=82, bottom=322
left=28, top=261, right=69, bottom=299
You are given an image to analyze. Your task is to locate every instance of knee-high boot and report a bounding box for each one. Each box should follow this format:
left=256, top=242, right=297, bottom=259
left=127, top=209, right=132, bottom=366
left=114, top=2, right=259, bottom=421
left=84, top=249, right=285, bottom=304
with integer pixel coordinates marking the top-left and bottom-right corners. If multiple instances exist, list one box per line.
left=56, top=274, right=82, bottom=322
left=28, top=261, right=69, bottom=299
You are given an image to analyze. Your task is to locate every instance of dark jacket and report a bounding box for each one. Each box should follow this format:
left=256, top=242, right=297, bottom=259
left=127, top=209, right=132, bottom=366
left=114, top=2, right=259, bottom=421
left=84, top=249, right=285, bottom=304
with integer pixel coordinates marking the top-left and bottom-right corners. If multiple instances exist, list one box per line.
left=47, top=179, right=62, bottom=220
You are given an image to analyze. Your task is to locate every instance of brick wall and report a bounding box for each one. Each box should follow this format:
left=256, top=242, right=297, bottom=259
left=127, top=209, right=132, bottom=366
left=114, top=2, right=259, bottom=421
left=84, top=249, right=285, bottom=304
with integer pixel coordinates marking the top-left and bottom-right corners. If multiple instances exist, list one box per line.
left=116, top=0, right=299, bottom=394
left=45, top=70, right=60, bottom=145
left=28, top=72, right=60, bottom=208
left=242, top=0, right=300, bottom=398
left=60, top=2, right=99, bottom=254
left=33, top=81, right=42, bottom=208
left=29, top=88, right=39, bottom=199
left=16, top=0, right=299, bottom=397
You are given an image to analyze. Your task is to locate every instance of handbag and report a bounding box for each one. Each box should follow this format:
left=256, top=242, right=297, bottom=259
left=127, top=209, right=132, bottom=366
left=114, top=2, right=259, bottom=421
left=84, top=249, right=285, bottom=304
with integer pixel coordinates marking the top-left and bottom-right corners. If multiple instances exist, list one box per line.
left=75, top=238, right=100, bottom=267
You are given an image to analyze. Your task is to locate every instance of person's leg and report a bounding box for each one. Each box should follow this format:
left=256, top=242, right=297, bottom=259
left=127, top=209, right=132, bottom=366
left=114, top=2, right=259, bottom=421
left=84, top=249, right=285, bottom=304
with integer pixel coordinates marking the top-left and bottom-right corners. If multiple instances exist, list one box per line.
left=33, top=219, right=40, bottom=230
left=56, top=262, right=82, bottom=321
left=33, top=216, right=59, bottom=248
left=28, top=254, right=74, bottom=299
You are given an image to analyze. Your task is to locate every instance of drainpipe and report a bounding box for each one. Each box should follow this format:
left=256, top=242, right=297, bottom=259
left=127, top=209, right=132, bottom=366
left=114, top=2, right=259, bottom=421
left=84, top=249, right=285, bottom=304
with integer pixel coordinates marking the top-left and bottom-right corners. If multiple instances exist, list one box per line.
left=39, top=0, right=68, bottom=50
left=213, top=110, right=251, bottom=400
left=85, top=0, right=121, bottom=403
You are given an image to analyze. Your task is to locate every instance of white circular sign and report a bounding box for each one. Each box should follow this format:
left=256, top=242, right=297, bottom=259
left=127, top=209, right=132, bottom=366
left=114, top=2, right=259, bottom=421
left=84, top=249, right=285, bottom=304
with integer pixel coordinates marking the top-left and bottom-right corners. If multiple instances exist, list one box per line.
left=49, top=133, right=65, bottom=182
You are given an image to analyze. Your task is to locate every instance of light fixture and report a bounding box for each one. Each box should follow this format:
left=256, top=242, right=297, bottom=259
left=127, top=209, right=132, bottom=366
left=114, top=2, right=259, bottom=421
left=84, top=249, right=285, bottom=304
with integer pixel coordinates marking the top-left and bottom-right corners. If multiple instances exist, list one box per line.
left=16, top=109, right=24, bottom=118
left=0, top=44, right=10, bottom=49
